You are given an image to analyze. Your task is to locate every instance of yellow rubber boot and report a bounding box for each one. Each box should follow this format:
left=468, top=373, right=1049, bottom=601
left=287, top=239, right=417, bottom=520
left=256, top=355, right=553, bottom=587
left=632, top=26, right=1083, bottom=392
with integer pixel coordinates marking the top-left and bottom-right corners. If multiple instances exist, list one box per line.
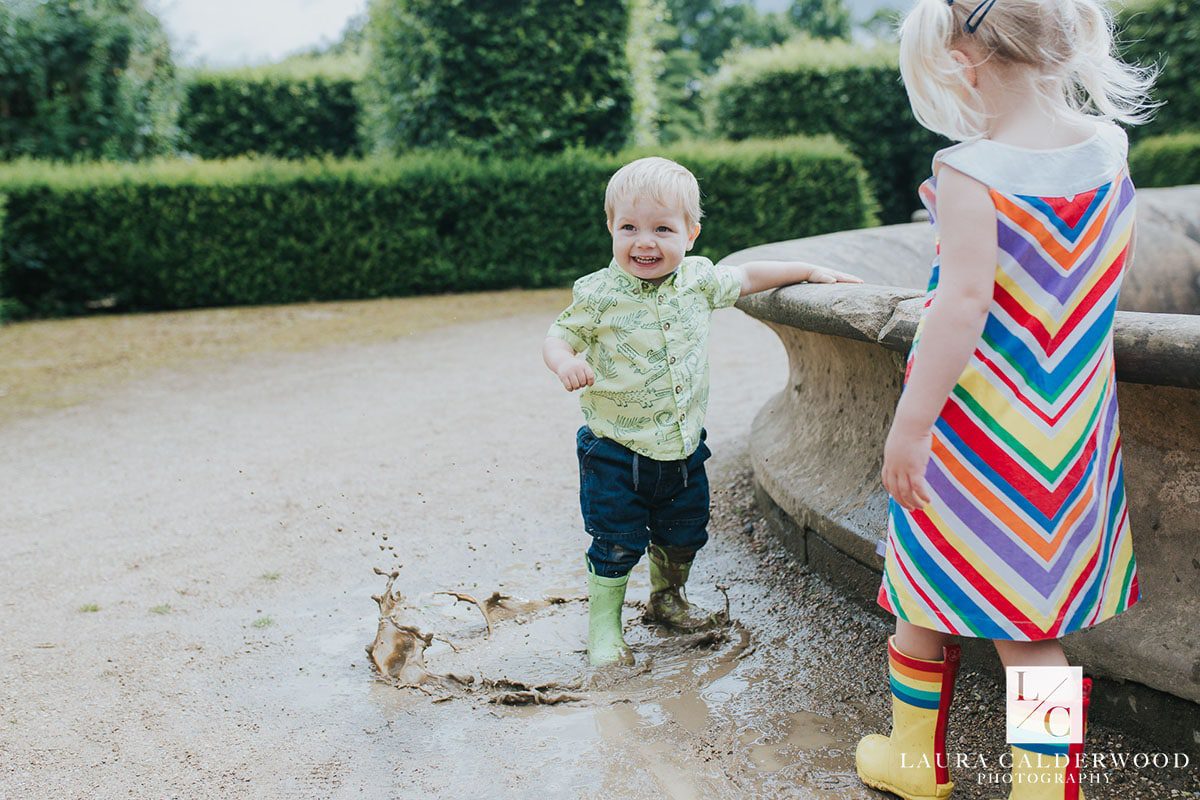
left=1003, top=678, right=1092, bottom=800
left=856, top=637, right=960, bottom=800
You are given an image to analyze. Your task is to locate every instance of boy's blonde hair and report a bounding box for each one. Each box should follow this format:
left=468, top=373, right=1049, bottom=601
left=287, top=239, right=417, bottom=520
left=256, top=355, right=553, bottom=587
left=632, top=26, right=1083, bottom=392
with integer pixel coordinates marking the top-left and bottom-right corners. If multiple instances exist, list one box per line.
left=604, top=157, right=703, bottom=230
left=898, top=0, right=1157, bottom=141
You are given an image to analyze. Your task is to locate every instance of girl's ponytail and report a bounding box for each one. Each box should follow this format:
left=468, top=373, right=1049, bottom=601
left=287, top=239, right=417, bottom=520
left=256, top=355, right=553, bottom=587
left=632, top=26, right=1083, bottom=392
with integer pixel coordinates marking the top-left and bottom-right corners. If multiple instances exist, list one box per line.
left=899, top=0, right=986, bottom=141
left=1063, top=0, right=1158, bottom=125
left=897, top=0, right=1158, bottom=141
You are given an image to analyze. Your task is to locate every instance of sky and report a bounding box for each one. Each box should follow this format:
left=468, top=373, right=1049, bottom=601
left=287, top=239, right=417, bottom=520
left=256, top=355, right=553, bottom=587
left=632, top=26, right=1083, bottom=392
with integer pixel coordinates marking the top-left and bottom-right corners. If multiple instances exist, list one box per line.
left=154, top=0, right=894, bottom=68
left=155, top=0, right=367, bottom=67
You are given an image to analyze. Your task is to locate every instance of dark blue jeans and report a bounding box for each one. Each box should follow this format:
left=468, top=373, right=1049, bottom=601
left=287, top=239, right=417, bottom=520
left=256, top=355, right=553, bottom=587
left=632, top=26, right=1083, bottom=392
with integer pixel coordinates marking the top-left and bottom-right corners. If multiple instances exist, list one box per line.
left=577, top=425, right=712, bottom=579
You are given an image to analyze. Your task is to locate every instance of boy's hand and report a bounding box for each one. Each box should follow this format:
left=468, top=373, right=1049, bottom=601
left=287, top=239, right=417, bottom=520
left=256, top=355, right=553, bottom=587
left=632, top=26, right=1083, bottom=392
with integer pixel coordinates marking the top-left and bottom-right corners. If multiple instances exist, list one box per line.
left=735, top=260, right=864, bottom=296
left=807, top=267, right=863, bottom=284
left=881, top=422, right=933, bottom=511
left=556, top=356, right=595, bottom=392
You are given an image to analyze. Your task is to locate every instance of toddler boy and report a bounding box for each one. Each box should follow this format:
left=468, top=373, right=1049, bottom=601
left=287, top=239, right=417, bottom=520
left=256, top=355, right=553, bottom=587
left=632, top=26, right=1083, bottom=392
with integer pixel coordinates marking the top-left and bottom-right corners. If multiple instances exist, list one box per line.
left=543, top=156, right=861, bottom=666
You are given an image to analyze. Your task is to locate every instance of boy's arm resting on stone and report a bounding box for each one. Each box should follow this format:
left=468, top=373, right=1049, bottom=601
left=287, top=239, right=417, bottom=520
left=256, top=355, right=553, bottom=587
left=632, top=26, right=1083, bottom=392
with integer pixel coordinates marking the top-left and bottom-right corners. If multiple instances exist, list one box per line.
left=728, top=260, right=864, bottom=297
left=543, top=336, right=594, bottom=392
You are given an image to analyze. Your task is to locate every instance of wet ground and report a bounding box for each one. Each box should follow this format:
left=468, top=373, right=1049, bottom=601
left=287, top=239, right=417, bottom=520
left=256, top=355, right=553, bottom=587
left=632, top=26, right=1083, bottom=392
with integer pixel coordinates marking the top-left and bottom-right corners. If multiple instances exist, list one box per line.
left=2, top=290, right=1196, bottom=799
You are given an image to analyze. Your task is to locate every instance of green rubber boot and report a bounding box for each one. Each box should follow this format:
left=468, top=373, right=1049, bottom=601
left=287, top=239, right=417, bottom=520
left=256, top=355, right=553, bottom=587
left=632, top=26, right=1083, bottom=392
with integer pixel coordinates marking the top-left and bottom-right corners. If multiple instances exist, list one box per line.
left=644, top=544, right=725, bottom=632
left=587, top=568, right=634, bottom=667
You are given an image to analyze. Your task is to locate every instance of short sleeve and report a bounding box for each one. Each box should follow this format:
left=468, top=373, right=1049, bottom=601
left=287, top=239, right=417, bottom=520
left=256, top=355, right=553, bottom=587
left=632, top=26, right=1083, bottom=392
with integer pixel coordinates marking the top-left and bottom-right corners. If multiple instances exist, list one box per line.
left=546, top=281, right=595, bottom=352
left=689, top=256, right=743, bottom=310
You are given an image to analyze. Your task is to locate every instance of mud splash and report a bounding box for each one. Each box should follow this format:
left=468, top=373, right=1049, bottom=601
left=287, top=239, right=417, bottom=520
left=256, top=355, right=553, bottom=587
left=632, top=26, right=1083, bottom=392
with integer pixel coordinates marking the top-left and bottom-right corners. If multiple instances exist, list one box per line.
left=367, top=567, right=587, bottom=704
left=367, top=567, right=749, bottom=707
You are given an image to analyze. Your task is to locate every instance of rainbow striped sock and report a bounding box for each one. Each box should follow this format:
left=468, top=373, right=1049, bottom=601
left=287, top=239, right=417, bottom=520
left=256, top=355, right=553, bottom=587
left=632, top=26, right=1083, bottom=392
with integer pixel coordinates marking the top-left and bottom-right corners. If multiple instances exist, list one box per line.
left=1013, top=742, right=1071, bottom=758
left=888, top=637, right=947, bottom=709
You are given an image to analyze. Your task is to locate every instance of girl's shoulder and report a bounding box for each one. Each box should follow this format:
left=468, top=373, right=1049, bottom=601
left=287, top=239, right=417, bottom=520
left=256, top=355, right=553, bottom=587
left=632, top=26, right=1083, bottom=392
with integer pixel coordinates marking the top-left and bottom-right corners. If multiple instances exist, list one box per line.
left=930, top=122, right=1128, bottom=197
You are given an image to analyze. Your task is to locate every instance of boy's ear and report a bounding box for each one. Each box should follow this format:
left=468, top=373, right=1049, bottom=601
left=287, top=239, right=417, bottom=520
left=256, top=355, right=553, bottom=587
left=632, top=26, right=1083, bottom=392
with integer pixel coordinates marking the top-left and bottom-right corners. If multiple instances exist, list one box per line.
left=606, top=218, right=614, bottom=235
left=686, top=223, right=701, bottom=251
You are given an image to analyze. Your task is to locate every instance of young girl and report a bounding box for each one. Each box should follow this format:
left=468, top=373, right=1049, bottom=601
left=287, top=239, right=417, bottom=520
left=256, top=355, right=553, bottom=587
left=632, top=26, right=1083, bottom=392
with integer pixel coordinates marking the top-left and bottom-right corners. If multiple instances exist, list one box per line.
left=856, top=0, right=1154, bottom=798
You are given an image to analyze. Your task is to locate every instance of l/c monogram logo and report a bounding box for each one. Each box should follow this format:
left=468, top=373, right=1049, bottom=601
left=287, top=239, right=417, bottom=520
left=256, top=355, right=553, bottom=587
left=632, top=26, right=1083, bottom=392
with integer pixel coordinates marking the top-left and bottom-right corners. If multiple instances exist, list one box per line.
left=1006, top=666, right=1083, bottom=745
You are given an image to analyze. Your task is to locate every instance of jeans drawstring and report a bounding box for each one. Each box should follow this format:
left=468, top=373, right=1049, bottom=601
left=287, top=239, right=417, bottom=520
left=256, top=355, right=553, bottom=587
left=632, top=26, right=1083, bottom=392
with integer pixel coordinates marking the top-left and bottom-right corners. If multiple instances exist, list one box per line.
left=632, top=452, right=687, bottom=491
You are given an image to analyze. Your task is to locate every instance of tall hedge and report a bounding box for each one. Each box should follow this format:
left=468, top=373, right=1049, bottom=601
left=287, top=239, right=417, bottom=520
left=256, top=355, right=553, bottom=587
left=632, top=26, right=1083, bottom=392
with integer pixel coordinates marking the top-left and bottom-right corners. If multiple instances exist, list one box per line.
left=0, top=194, right=11, bottom=322
left=0, top=137, right=874, bottom=318
left=1129, top=132, right=1200, bottom=187
left=180, top=60, right=363, bottom=160
left=711, top=38, right=946, bottom=224
left=1117, top=0, right=1198, bottom=139
left=359, top=0, right=634, bottom=157
left=0, top=0, right=179, bottom=161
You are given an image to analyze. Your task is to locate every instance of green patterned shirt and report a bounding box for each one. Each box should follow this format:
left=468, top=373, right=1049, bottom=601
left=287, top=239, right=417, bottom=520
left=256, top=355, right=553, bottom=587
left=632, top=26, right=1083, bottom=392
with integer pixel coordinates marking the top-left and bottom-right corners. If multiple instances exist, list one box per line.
left=547, top=256, right=743, bottom=460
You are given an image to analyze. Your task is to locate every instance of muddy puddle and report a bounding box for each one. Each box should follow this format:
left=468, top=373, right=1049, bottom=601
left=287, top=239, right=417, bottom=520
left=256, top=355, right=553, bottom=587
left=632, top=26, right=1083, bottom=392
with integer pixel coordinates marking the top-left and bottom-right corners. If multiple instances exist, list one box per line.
left=359, top=553, right=873, bottom=799
left=357, top=532, right=892, bottom=800
left=367, top=567, right=751, bottom=709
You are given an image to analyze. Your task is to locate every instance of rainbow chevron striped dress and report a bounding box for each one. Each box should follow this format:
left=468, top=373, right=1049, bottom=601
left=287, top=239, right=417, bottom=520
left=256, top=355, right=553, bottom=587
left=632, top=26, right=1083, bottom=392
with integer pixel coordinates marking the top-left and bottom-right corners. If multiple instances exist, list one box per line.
left=878, top=123, right=1140, bottom=641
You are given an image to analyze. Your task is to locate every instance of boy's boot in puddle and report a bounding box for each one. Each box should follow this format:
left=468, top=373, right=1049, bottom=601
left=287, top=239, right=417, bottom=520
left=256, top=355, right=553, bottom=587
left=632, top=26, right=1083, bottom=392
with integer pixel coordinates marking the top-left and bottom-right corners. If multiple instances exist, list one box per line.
left=644, top=544, right=725, bottom=632
left=587, top=566, right=634, bottom=667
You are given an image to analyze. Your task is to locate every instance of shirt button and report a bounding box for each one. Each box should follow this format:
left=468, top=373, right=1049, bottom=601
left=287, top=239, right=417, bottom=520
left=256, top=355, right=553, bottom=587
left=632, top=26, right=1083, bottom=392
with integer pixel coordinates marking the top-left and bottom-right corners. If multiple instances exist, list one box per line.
left=663, top=322, right=671, bottom=331
left=679, top=413, right=685, bottom=421
left=657, top=295, right=664, bottom=303
left=675, top=385, right=682, bottom=394
left=669, top=356, right=676, bottom=364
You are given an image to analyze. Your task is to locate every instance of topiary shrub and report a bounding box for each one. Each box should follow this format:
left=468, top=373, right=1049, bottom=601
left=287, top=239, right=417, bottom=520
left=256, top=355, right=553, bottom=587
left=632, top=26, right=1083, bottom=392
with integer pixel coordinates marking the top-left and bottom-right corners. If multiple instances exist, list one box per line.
left=180, top=58, right=363, bottom=160
left=711, top=37, right=947, bottom=224
left=1129, top=132, right=1200, bottom=187
left=358, top=0, right=634, bottom=157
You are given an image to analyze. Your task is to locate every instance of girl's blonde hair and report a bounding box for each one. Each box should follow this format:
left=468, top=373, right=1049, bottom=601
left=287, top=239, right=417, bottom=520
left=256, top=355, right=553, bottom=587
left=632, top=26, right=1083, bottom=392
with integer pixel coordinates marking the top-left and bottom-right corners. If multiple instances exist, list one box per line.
left=898, top=0, right=1157, bottom=141
left=605, top=157, right=703, bottom=230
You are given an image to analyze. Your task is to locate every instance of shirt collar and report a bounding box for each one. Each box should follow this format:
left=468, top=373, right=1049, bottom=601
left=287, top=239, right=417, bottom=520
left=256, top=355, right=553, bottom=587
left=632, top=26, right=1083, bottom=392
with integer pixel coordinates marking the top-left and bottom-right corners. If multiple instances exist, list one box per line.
left=608, top=258, right=678, bottom=295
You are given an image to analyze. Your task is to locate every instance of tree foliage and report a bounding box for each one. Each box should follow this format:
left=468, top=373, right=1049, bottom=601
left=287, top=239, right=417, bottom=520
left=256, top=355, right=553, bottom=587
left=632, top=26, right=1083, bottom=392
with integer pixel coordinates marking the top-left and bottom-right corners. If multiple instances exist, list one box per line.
left=648, top=0, right=852, bottom=143
left=0, top=0, right=180, bottom=161
left=789, top=0, right=852, bottom=41
left=663, top=0, right=795, bottom=75
left=1117, top=0, right=1200, bottom=139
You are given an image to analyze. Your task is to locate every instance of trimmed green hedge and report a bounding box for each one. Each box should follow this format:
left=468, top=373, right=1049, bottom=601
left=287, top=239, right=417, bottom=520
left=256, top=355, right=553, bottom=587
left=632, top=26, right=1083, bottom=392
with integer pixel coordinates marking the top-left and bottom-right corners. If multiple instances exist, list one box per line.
left=0, top=194, right=12, bottom=322
left=359, top=0, right=633, bottom=157
left=0, top=137, right=875, bottom=318
left=180, top=60, right=363, bottom=159
left=1117, top=0, right=1199, bottom=139
left=711, top=38, right=946, bottom=224
left=1129, top=132, right=1200, bottom=187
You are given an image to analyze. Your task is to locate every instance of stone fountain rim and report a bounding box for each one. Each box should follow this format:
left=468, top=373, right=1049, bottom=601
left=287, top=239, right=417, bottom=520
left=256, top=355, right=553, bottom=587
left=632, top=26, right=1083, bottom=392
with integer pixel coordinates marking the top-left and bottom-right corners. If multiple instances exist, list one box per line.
left=733, top=283, right=1200, bottom=390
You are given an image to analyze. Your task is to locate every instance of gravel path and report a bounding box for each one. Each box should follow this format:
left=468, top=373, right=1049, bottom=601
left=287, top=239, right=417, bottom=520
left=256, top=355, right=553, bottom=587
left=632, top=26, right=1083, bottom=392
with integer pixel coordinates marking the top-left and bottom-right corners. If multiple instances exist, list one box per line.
left=1, top=291, right=1195, bottom=799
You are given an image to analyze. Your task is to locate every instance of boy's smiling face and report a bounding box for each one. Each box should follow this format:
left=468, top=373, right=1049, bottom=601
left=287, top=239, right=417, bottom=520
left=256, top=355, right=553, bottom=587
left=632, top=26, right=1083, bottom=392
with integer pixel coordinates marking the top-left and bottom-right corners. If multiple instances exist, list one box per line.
left=607, top=197, right=700, bottom=284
